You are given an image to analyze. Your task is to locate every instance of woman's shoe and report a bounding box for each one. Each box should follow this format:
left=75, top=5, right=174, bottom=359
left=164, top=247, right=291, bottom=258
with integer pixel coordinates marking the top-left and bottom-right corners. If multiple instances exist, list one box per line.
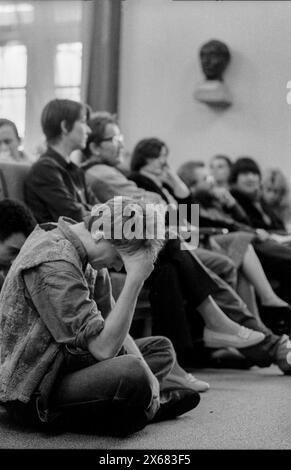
left=184, top=373, right=210, bottom=393
left=203, top=326, right=265, bottom=349
left=166, top=372, right=210, bottom=393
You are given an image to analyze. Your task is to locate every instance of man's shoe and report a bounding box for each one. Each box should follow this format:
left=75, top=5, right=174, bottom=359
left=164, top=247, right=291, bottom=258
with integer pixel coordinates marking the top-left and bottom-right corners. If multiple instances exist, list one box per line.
left=204, top=326, right=265, bottom=349
left=259, top=305, right=291, bottom=336
left=274, top=334, right=291, bottom=374
left=152, top=389, right=200, bottom=422
left=208, top=347, right=254, bottom=369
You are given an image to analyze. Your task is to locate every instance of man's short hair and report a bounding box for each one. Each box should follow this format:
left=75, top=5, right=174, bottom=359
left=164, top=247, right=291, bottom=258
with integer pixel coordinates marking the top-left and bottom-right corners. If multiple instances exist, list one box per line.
left=0, top=119, right=20, bottom=140
left=84, top=112, right=117, bottom=157
left=177, top=161, right=205, bottom=188
left=85, top=196, right=165, bottom=260
left=41, top=99, right=89, bottom=143
left=131, top=138, right=168, bottom=172
left=0, top=199, right=36, bottom=241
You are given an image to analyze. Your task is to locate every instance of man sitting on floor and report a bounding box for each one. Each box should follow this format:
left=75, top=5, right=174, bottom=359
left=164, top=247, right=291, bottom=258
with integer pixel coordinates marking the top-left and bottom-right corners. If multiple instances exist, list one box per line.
left=0, top=196, right=201, bottom=436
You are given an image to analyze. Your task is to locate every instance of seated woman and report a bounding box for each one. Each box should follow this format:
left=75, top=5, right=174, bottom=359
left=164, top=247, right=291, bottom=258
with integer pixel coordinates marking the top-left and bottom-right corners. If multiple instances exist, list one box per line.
left=262, top=167, right=291, bottom=233
left=209, top=154, right=233, bottom=189
left=230, top=157, right=287, bottom=234
left=129, top=142, right=291, bottom=336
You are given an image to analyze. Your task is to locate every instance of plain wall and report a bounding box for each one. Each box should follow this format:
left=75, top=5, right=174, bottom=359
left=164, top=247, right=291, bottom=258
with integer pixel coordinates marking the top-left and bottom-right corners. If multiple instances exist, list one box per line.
left=119, top=0, right=291, bottom=179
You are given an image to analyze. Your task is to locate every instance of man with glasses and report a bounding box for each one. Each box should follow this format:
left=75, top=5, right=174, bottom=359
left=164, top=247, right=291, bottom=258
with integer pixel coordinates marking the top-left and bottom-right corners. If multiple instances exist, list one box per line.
left=24, top=99, right=98, bottom=223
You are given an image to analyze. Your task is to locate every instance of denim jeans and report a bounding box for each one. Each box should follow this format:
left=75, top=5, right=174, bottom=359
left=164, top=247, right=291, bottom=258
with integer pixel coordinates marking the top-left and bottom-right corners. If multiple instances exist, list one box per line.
left=48, top=336, right=176, bottom=436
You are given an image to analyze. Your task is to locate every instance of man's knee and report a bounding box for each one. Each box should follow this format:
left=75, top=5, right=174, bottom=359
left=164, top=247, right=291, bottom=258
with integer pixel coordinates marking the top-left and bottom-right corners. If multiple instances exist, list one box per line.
left=120, top=355, right=153, bottom=407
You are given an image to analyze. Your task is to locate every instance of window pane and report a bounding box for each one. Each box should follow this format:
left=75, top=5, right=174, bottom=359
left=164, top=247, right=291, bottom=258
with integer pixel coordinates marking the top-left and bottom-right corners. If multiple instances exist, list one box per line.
left=0, top=44, right=27, bottom=88
left=0, top=89, right=26, bottom=137
left=55, top=43, right=82, bottom=87
left=55, top=87, right=81, bottom=102
left=0, top=2, right=34, bottom=26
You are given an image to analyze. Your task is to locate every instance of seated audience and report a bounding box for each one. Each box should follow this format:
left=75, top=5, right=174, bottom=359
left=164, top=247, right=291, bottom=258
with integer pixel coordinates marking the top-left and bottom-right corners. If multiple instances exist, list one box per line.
left=0, top=197, right=204, bottom=436
left=179, top=158, right=291, bottom=325
left=262, top=168, right=291, bottom=232
left=82, top=115, right=275, bottom=367
left=0, top=119, right=30, bottom=162
left=209, top=154, right=233, bottom=188
left=24, top=99, right=98, bottom=223
left=81, top=114, right=291, bottom=374
left=132, top=143, right=289, bottom=325
left=0, top=199, right=36, bottom=290
left=228, top=157, right=291, bottom=302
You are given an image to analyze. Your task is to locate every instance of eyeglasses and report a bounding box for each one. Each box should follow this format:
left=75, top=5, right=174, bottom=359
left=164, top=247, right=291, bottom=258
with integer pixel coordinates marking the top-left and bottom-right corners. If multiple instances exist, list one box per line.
left=101, top=134, right=124, bottom=145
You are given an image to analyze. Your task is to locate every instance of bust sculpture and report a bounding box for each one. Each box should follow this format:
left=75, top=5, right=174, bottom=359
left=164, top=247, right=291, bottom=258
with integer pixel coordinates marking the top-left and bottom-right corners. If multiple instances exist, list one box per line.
left=194, top=39, right=232, bottom=108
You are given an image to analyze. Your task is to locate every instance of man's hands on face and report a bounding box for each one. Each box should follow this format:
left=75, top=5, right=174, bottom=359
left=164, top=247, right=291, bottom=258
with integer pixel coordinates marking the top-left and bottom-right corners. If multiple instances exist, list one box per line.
left=120, top=250, right=155, bottom=282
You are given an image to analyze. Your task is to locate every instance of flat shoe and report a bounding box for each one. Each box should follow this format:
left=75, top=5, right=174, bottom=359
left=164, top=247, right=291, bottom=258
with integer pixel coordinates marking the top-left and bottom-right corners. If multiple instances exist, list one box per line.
left=167, top=372, right=210, bottom=393
left=184, top=373, right=210, bottom=393
left=152, top=389, right=200, bottom=422
left=203, top=326, right=265, bottom=349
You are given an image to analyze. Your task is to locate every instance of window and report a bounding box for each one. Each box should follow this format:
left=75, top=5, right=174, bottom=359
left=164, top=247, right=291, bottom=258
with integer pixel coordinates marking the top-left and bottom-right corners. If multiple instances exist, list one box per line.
left=0, top=43, right=27, bottom=137
left=0, top=1, right=83, bottom=155
left=0, top=2, right=34, bottom=26
left=55, top=42, right=83, bottom=102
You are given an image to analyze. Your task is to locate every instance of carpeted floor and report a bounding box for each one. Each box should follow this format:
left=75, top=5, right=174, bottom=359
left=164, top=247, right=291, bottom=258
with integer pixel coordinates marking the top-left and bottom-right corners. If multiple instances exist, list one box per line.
left=0, top=365, right=290, bottom=450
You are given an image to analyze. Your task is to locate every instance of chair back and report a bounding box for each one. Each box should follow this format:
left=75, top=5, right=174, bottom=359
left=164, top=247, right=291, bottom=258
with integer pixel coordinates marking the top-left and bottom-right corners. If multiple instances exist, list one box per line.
left=0, top=161, right=31, bottom=202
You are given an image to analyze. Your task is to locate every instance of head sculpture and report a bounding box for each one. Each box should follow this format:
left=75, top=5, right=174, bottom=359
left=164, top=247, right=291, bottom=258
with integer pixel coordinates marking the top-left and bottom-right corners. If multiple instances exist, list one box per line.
left=200, top=40, right=231, bottom=81
left=194, top=39, right=232, bottom=108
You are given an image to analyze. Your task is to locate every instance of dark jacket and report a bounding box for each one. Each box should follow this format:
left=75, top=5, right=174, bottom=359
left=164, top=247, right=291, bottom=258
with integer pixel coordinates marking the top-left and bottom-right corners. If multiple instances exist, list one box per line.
left=24, top=147, right=98, bottom=223
left=190, top=188, right=252, bottom=232
left=230, top=188, right=286, bottom=232
left=129, top=172, right=192, bottom=206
